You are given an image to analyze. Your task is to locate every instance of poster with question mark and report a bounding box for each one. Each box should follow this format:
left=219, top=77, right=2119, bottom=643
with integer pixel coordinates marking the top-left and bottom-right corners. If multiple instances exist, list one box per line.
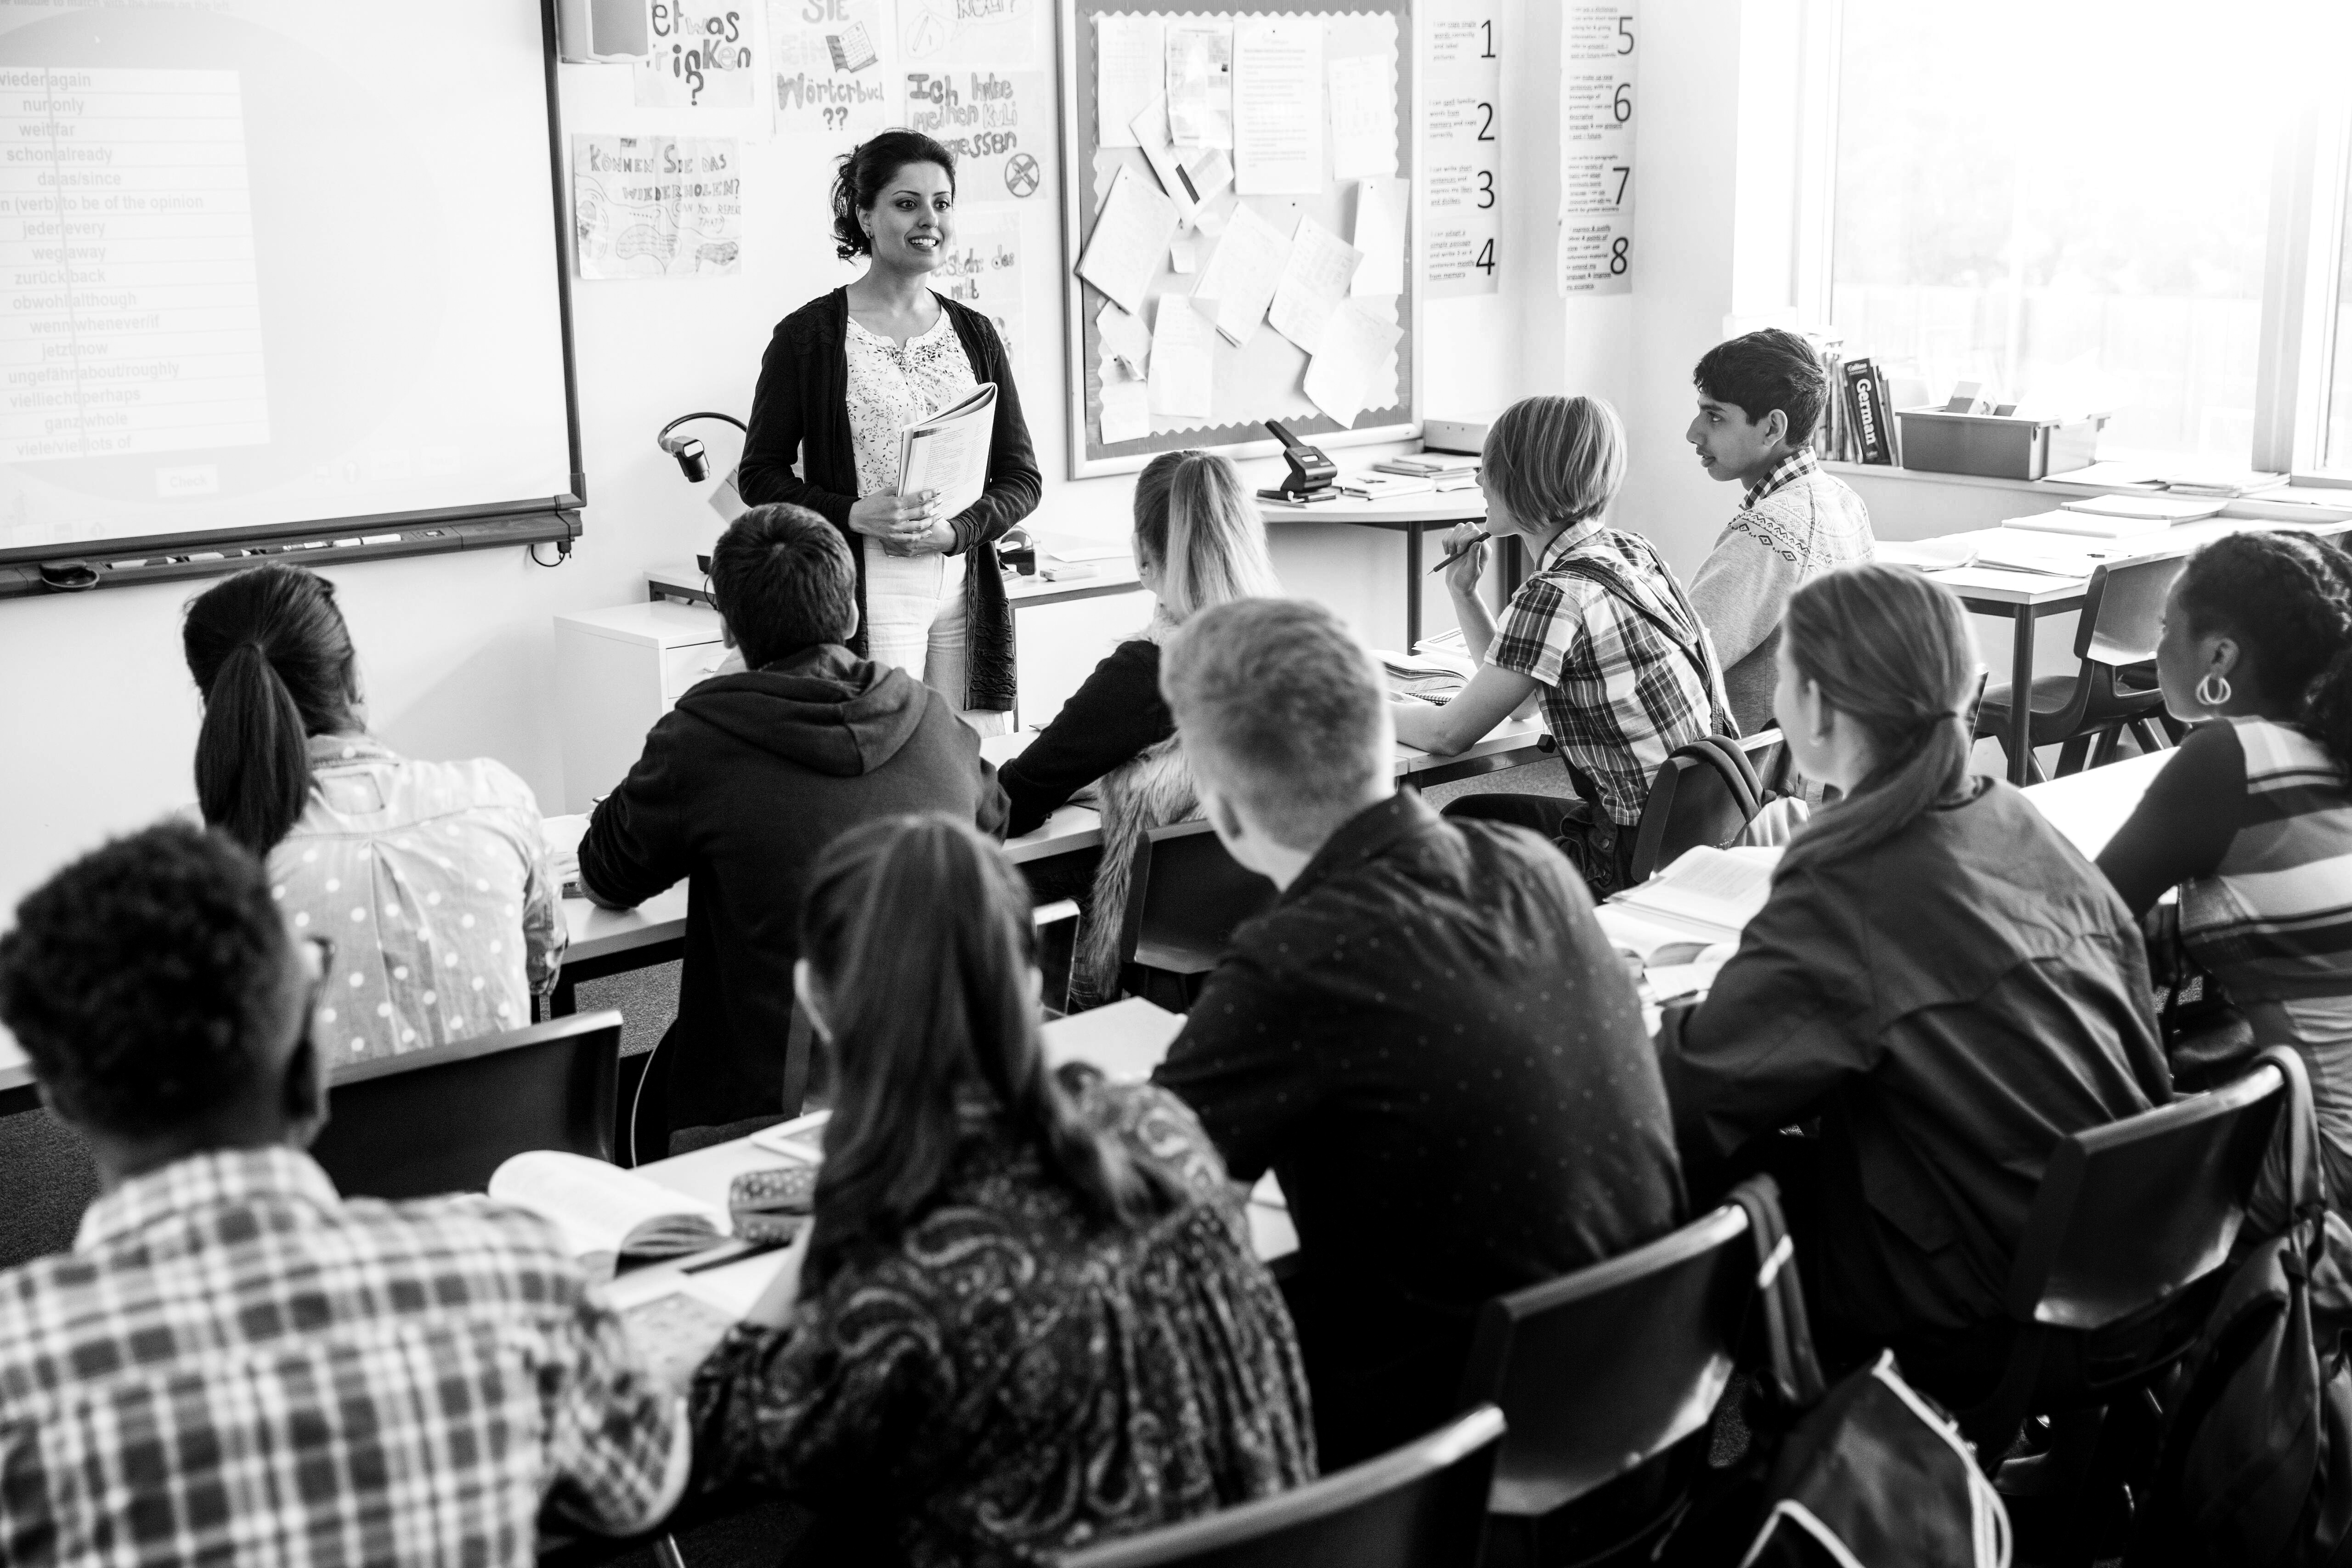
left=771, top=0, right=899, bottom=141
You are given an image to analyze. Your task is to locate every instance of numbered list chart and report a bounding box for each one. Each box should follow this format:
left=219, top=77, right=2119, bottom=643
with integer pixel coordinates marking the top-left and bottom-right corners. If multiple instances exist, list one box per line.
left=1557, top=2, right=1637, bottom=296
left=0, top=68, right=270, bottom=464
left=1422, top=0, right=1498, bottom=299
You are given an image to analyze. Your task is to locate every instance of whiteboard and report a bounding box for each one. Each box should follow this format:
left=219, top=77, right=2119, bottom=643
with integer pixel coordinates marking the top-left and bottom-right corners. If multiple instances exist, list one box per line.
left=0, top=0, right=578, bottom=569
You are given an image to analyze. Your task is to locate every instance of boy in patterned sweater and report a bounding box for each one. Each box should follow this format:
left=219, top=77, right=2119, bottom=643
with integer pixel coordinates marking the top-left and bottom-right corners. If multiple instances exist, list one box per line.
left=1686, top=329, right=1876, bottom=732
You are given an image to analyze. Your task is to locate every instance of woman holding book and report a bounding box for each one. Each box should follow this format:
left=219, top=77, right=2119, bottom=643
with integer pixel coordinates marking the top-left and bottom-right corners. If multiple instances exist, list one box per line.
left=690, top=814, right=1314, bottom=1567
left=1654, top=564, right=2167, bottom=1415
left=737, top=130, right=1040, bottom=733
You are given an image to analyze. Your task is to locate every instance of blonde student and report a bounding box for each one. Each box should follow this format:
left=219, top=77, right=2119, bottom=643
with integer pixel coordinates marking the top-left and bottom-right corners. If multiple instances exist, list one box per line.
left=1392, top=394, right=1731, bottom=894
left=997, top=449, right=1282, bottom=1008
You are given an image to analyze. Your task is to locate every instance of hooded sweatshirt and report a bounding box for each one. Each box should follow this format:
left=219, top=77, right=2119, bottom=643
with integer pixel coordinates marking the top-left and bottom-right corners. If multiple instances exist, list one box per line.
left=580, top=644, right=1009, bottom=1134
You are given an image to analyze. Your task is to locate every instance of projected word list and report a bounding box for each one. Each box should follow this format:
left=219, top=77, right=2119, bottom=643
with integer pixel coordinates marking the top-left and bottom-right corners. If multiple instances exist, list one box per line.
left=1, top=67, right=270, bottom=464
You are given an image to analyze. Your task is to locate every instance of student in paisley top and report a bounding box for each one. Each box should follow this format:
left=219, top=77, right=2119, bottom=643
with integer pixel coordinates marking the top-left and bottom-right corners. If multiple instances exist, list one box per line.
left=182, top=564, right=562, bottom=1063
left=690, top=814, right=1313, bottom=1568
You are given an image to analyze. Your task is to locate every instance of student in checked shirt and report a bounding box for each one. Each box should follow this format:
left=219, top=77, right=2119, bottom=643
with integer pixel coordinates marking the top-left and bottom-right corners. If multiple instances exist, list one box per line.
left=0, top=824, right=688, bottom=1568
left=1392, top=394, right=1733, bottom=895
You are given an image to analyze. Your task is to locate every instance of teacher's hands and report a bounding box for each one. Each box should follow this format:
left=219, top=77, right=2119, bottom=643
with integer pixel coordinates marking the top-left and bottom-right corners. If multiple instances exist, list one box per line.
left=848, top=490, right=951, bottom=556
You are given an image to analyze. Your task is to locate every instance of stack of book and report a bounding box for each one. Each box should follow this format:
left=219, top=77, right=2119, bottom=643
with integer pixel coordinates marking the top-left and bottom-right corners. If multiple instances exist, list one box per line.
left=1374, top=452, right=1481, bottom=488
left=2158, top=467, right=2288, bottom=498
left=1337, top=472, right=1435, bottom=500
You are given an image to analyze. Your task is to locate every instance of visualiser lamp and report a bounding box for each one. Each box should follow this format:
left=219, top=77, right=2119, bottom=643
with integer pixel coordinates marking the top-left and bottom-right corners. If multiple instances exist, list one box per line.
left=656, top=411, right=748, bottom=482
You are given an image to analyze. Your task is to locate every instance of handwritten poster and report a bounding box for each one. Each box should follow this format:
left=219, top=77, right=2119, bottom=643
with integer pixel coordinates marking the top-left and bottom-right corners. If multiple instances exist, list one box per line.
left=933, top=206, right=1026, bottom=366
left=637, top=2, right=759, bottom=107
left=770, top=0, right=897, bottom=138
left=899, top=0, right=1036, bottom=68
left=573, top=136, right=744, bottom=279
left=1423, top=0, right=1498, bottom=297
left=903, top=68, right=1054, bottom=203
left=1557, top=0, right=1637, bottom=295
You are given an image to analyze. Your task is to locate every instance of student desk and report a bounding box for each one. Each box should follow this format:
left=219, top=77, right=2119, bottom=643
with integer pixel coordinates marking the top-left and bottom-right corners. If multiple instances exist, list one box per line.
left=1259, top=490, right=1505, bottom=649
left=2017, top=746, right=2171, bottom=861
left=1912, top=516, right=2352, bottom=786
left=604, top=998, right=1298, bottom=1326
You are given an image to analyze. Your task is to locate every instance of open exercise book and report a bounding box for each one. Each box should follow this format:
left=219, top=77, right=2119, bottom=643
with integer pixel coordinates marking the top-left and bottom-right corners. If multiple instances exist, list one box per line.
left=488, top=1151, right=728, bottom=1284
left=900, top=382, right=998, bottom=521
left=1594, top=846, right=1780, bottom=999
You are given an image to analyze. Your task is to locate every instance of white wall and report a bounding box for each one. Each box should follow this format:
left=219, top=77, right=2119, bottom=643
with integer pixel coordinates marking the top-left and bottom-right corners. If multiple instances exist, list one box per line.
left=0, top=11, right=1552, bottom=915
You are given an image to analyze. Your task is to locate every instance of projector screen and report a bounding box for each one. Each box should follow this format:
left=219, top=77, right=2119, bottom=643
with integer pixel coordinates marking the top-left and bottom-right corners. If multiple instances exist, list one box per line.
left=0, top=0, right=577, bottom=566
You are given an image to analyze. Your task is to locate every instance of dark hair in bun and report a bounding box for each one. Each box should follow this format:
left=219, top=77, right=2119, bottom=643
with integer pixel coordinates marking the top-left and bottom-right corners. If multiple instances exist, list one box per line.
left=830, top=130, right=957, bottom=261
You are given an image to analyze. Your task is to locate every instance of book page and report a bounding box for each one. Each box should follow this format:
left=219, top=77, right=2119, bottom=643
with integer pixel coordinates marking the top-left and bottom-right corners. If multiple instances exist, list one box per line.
left=1610, top=846, right=1775, bottom=933
left=1592, top=903, right=1717, bottom=965
left=490, top=1150, right=726, bottom=1257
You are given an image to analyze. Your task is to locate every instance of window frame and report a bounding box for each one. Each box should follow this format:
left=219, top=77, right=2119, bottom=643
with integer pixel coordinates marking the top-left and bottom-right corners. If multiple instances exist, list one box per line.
left=1793, top=0, right=2352, bottom=483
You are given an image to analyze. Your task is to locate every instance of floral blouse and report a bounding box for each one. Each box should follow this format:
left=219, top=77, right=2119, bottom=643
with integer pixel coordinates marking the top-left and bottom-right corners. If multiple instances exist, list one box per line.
left=844, top=303, right=979, bottom=502
left=691, top=1080, right=1316, bottom=1568
left=271, top=735, right=564, bottom=1063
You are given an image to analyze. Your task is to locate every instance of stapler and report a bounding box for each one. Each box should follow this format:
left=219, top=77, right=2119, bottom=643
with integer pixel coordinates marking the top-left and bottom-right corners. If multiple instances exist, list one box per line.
left=1257, top=419, right=1339, bottom=503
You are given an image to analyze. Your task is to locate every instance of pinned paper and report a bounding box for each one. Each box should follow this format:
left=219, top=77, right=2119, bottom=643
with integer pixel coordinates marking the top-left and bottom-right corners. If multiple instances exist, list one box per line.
left=1170, top=239, right=1198, bottom=274
left=1233, top=17, right=1323, bottom=194
left=1101, top=376, right=1153, bottom=444
left=1326, top=54, right=1393, bottom=179
left=770, top=0, right=895, bottom=139
left=1076, top=164, right=1180, bottom=317
left=1095, top=14, right=1165, bottom=147
left=1097, top=302, right=1151, bottom=378
left=1349, top=175, right=1409, bottom=296
left=1184, top=148, right=1235, bottom=206
left=1165, top=20, right=1234, bottom=147
left=637, top=0, right=758, bottom=107
left=1304, top=303, right=1403, bottom=426
left=1191, top=200, right=1289, bottom=346
left=1148, top=295, right=1216, bottom=419
left=1132, top=96, right=1200, bottom=226
left=1267, top=215, right=1362, bottom=354
left=933, top=207, right=1025, bottom=365
left=905, top=69, right=1055, bottom=204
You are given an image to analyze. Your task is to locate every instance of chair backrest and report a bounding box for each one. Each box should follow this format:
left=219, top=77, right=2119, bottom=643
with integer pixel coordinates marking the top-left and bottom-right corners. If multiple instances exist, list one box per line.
left=2073, top=550, right=2191, bottom=668
left=2005, top=1047, right=2295, bottom=1330
left=1118, top=819, right=1278, bottom=974
left=311, top=1010, right=622, bottom=1200
left=1629, top=738, right=1760, bottom=882
left=1455, top=1194, right=1757, bottom=1516
left=1057, top=1404, right=1506, bottom=1568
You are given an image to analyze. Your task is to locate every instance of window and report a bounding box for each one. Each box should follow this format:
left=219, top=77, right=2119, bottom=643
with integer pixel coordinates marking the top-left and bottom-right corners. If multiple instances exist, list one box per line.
left=1816, top=0, right=2349, bottom=473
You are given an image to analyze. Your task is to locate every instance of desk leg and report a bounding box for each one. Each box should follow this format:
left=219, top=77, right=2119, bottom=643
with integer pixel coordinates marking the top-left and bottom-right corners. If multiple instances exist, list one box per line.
left=1405, top=521, right=1423, bottom=648
left=2007, top=611, right=2036, bottom=786
left=549, top=977, right=577, bottom=1019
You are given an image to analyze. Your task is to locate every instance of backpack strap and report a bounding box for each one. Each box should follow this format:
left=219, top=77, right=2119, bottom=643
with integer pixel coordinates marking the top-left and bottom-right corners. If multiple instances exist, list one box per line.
left=1546, top=549, right=1739, bottom=740
left=1693, top=735, right=1764, bottom=820
left=1730, top=1172, right=1826, bottom=1410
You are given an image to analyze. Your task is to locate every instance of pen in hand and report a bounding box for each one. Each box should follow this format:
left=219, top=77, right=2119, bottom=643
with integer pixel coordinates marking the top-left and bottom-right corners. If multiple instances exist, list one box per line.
left=1428, top=529, right=1493, bottom=576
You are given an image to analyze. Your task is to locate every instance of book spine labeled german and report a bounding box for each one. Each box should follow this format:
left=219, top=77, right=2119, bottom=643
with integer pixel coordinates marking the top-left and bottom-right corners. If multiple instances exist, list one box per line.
left=1870, top=363, right=1897, bottom=465
left=1843, top=357, right=1893, bottom=466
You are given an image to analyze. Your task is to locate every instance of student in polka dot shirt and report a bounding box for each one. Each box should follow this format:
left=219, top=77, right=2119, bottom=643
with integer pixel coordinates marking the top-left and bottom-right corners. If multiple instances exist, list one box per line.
left=184, top=565, right=564, bottom=1061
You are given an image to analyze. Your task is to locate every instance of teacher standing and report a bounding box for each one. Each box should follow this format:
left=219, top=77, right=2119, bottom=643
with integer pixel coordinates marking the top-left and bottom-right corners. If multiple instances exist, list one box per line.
left=738, top=130, right=1040, bottom=730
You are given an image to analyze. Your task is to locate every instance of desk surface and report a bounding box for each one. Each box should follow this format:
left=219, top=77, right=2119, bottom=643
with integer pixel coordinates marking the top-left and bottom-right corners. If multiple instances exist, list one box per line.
left=2019, top=747, right=2170, bottom=860
left=1921, top=516, right=2352, bottom=607
left=1258, top=489, right=1485, bottom=528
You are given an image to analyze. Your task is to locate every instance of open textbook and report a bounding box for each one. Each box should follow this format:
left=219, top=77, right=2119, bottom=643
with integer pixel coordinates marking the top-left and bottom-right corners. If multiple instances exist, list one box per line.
left=488, top=1150, right=728, bottom=1282
left=899, top=382, right=998, bottom=521
left=1594, top=845, right=1780, bottom=967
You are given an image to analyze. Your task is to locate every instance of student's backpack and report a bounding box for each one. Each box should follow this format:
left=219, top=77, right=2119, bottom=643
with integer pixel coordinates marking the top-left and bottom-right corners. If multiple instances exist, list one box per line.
left=1662, top=1179, right=2013, bottom=1568
left=2125, top=1053, right=2352, bottom=1568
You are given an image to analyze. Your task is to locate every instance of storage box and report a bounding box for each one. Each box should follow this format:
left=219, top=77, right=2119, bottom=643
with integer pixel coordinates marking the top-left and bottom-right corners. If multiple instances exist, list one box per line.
left=553, top=601, right=728, bottom=813
left=1893, top=408, right=2107, bottom=481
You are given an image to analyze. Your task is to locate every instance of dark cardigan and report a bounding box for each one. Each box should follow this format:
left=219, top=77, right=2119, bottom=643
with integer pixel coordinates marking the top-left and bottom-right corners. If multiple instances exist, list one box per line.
left=738, top=288, right=1042, bottom=712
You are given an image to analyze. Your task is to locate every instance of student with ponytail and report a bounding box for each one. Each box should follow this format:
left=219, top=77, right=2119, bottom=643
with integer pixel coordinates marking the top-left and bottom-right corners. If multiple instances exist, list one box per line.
left=995, top=448, right=1281, bottom=1005
left=182, top=565, right=563, bottom=1062
left=691, top=815, right=1312, bottom=1566
left=2098, top=532, right=2352, bottom=1202
left=1657, top=564, right=2167, bottom=1411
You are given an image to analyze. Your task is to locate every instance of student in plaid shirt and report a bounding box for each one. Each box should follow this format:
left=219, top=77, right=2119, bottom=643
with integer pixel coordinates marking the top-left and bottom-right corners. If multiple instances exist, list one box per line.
left=1394, top=395, right=1731, bottom=893
left=0, top=823, right=690, bottom=1568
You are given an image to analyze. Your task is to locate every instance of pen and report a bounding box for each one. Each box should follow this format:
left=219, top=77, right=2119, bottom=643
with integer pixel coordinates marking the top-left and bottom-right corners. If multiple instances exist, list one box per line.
left=1427, top=529, right=1493, bottom=575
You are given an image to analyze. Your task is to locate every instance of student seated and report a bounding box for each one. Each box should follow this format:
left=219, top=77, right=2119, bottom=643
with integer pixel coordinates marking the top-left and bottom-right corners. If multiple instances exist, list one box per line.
left=691, top=815, right=1313, bottom=1566
left=580, top=504, right=1007, bottom=1149
left=1392, top=395, right=1732, bottom=895
left=1657, top=565, right=2167, bottom=1410
left=1685, top=328, right=1876, bottom=733
left=2097, top=532, right=2352, bottom=1204
left=0, top=823, right=686, bottom=1566
left=996, top=449, right=1281, bottom=1005
left=181, top=564, right=565, bottom=1061
left=1151, top=598, right=1684, bottom=1469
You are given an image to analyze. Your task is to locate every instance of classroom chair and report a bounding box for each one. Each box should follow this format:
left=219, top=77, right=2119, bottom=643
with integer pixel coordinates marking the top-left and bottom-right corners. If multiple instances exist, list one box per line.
left=1055, top=1404, right=1506, bottom=1568
left=1452, top=1175, right=1784, bottom=1568
left=1627, top=735, right=1765, bottom=883
left=1113, top=820, right=1278, bottom=1011
left=310, top=1010, right=622, bottom=1200
left=1952, top=1045, right=2295, bottom=1489
left=1975, top=551, right=2188, bottom=782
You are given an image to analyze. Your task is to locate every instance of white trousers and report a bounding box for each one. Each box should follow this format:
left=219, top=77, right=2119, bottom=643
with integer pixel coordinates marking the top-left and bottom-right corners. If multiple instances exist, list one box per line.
left=861, top=538, right=1008, bottom=736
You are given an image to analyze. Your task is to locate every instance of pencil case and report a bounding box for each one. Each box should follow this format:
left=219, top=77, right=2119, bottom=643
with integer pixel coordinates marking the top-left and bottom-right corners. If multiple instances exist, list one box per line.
left=729, top=1163, right=818, bottom=1246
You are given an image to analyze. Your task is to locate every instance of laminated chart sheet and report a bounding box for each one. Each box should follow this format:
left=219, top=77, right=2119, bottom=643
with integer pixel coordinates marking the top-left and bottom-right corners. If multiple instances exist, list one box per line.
left=1060, top=0, right=1413, bottom=476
